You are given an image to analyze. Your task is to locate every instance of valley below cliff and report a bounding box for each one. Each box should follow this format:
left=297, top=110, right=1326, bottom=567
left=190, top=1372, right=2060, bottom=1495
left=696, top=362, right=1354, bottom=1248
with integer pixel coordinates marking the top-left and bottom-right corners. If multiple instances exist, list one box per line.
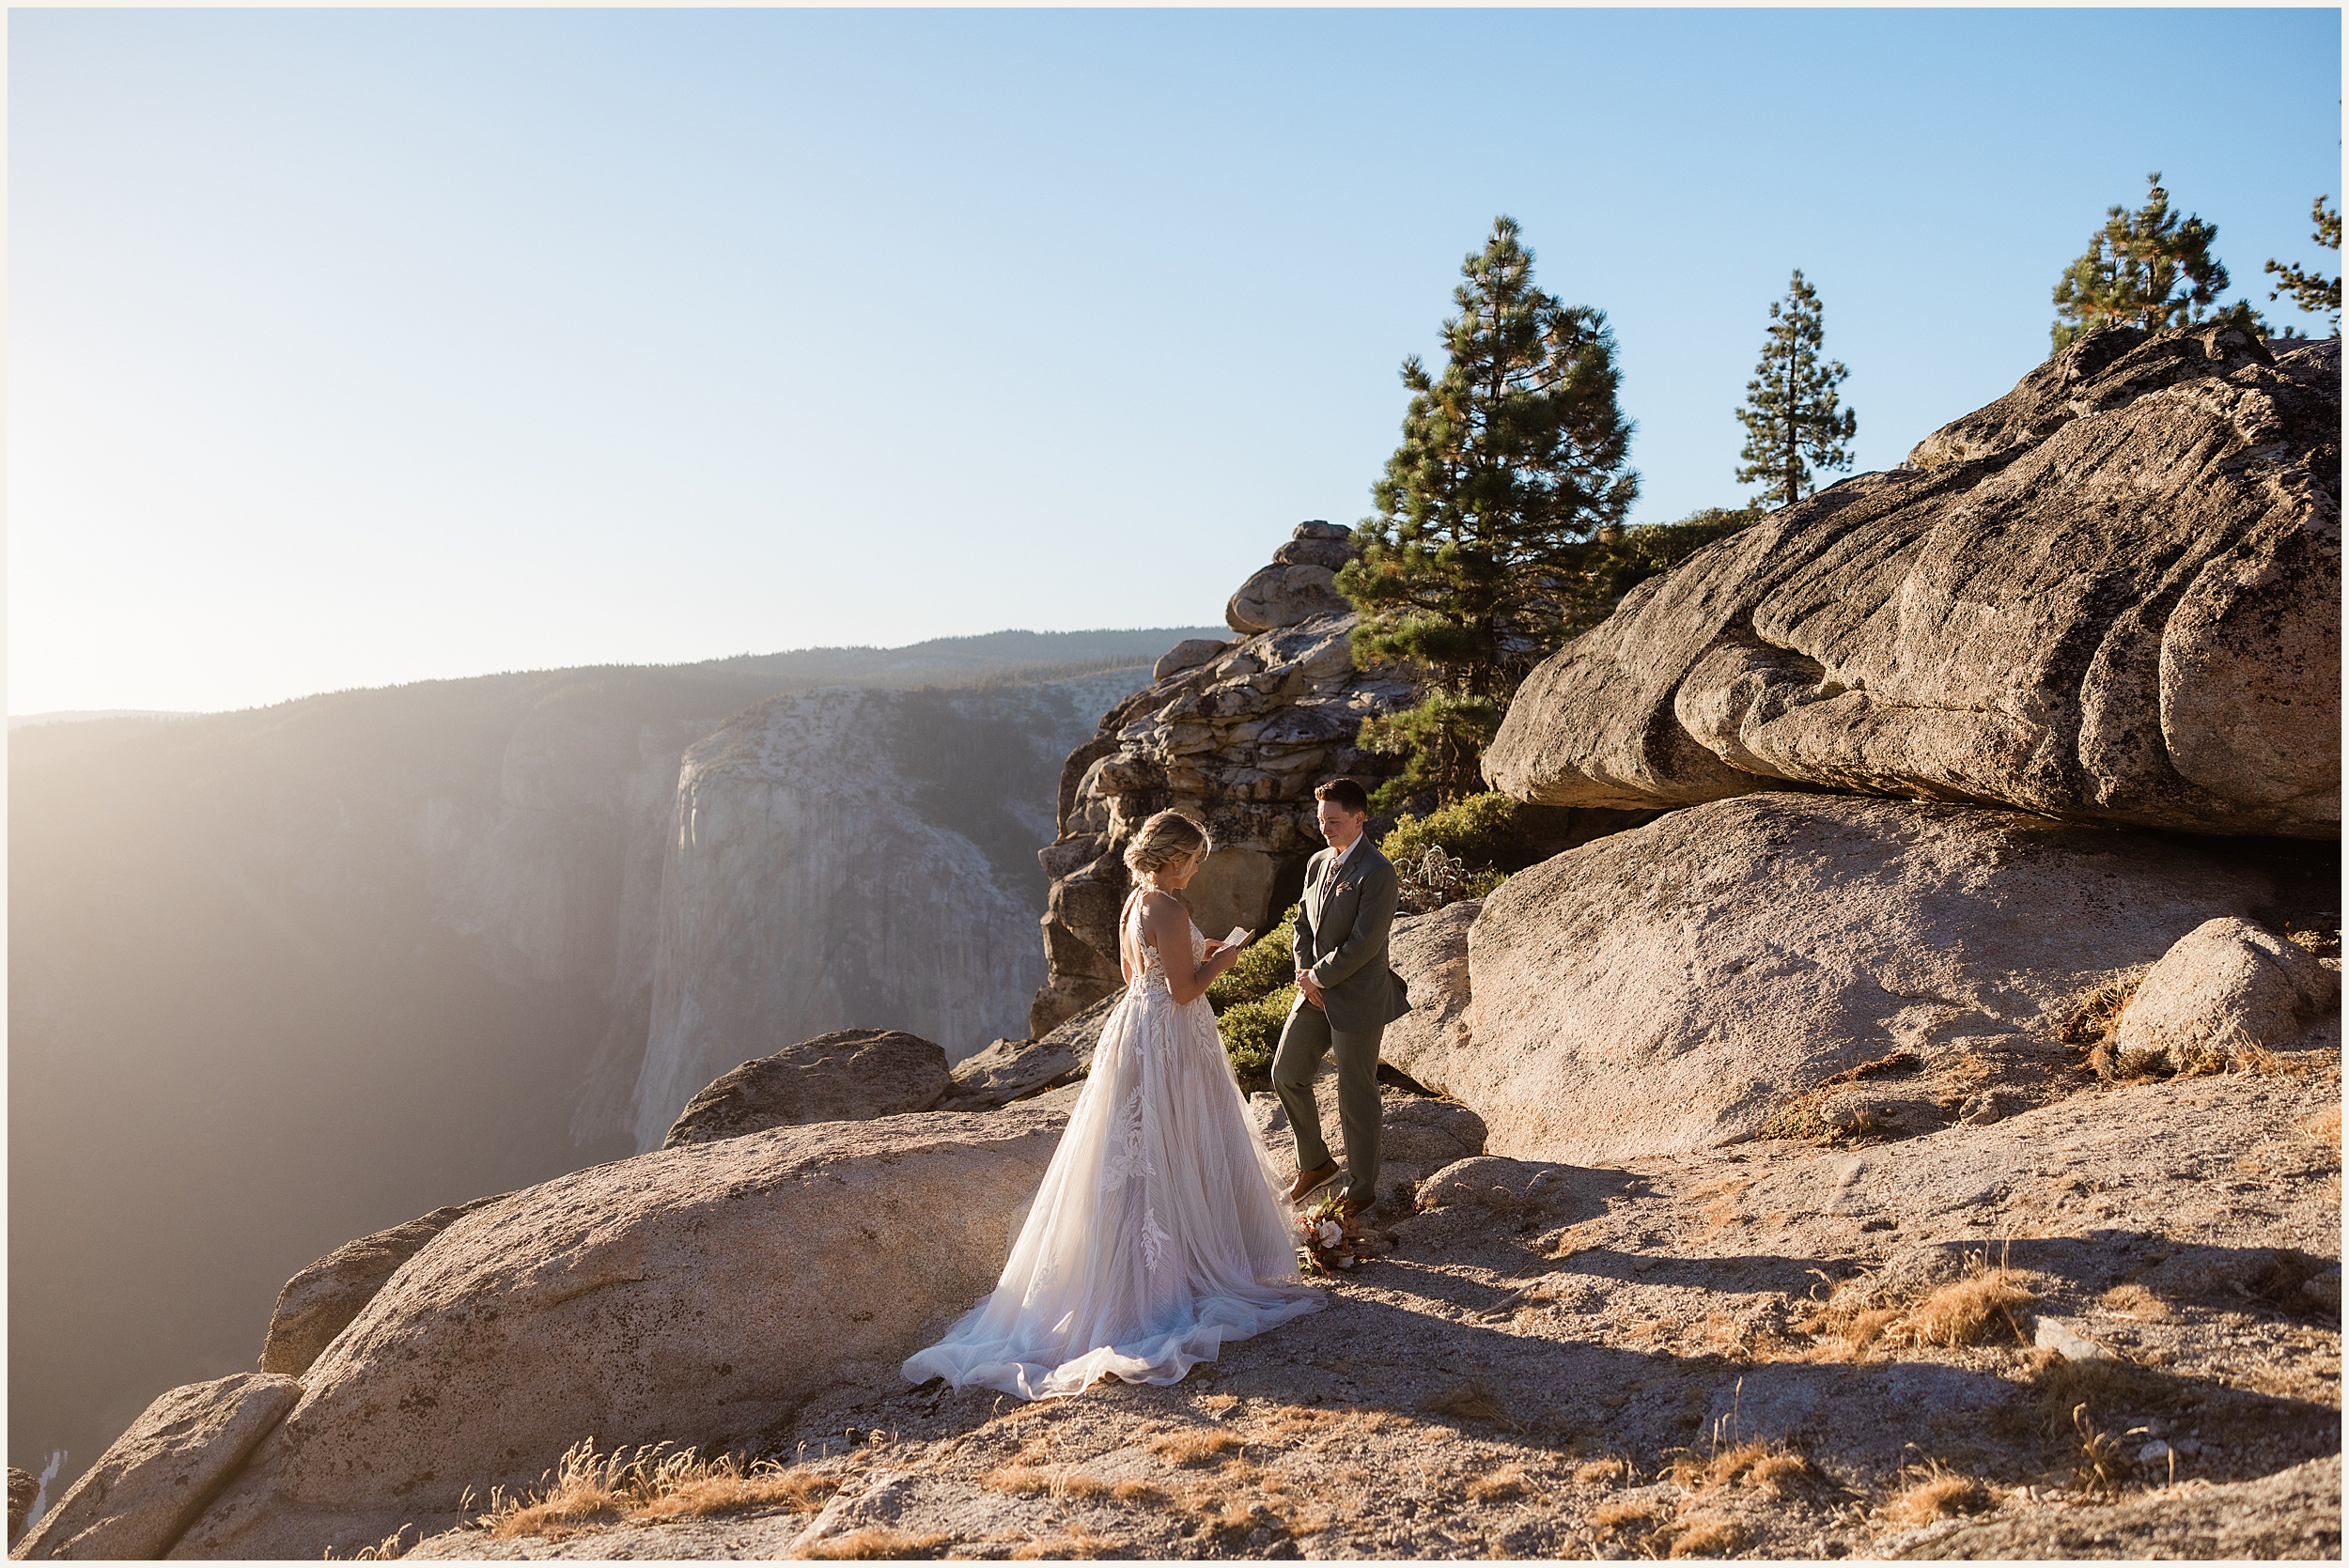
left=8, top=630, right=1207, bottom=1492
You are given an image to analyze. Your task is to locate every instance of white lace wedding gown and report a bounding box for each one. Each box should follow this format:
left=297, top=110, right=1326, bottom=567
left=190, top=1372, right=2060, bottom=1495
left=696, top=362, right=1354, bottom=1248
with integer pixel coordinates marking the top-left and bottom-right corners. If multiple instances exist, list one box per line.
left=902, top=897, right=1323, bottom=1399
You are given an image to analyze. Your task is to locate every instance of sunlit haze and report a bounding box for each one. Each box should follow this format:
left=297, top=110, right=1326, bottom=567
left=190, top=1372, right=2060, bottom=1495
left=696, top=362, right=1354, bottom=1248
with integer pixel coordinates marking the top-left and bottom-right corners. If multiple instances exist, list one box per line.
left=11, top=8, right=2341, bottom=715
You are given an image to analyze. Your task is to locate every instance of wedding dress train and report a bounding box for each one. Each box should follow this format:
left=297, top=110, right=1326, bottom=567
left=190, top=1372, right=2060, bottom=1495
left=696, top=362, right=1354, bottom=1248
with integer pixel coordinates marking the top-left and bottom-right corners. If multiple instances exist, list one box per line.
left=903, top=901, right=1322, bottom=1399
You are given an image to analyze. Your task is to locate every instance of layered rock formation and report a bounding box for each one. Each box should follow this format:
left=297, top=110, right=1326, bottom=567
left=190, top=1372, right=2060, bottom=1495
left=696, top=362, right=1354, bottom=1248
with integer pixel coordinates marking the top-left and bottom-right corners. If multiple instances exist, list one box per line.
left=170, top=1109, right=1070, bottom=1560
left=1485, top=327, right=2341, bottom=838
left=628, top=674, right=1144, bottom=1150
left=1030, top=524, right=1422, bottom=1034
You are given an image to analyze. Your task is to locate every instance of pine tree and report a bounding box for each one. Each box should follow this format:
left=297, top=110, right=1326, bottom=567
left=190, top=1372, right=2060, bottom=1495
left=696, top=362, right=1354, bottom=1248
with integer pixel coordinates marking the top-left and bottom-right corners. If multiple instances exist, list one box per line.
left=1733, top=271, right=1856, bottom=510
left=1339, top=215, right=1637, bottom=810
left=2050, top=173, right=2257, bottom=350
left=2264, top=194, right=2341, bottom=331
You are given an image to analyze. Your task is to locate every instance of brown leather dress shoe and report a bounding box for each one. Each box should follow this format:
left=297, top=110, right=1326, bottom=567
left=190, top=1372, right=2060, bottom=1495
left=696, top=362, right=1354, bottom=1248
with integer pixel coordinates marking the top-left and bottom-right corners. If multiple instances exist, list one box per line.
left=1285, top=1160, right=1339, bottom=1203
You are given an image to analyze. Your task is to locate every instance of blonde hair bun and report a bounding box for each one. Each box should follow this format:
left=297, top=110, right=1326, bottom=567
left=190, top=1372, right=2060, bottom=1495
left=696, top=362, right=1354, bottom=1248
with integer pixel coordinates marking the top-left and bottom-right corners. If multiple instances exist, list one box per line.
left=1122, top=810, right=1211, bottom=877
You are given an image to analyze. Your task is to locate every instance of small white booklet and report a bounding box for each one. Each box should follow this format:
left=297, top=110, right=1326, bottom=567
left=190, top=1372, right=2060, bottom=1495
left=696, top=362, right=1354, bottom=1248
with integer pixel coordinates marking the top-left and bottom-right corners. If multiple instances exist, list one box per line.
left=1222, top=926, right=1252, bottom=948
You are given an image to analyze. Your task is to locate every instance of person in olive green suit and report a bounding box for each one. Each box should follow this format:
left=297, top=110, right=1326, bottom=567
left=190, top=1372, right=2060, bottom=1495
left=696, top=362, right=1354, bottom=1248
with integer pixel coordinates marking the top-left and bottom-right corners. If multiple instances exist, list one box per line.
left=1274, top=777, right=1410, bottom=1216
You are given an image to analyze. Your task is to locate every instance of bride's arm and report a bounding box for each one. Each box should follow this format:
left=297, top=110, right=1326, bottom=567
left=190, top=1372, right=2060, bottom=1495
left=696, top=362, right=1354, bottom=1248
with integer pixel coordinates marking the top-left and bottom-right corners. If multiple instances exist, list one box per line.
left=1142, top=892, right=1239, bottom=1005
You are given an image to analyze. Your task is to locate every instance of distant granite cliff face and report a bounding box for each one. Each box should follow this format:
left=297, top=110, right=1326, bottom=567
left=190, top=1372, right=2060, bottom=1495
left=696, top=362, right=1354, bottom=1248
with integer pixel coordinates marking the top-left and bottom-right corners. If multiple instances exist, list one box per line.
left=626, top=673, right=1144, bottom=1151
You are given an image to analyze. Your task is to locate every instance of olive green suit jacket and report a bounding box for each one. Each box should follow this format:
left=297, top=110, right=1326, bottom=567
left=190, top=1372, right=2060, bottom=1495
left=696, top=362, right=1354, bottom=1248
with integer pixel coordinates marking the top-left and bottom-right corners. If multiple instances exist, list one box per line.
left=1293, top=839, right=1411, bottom=1033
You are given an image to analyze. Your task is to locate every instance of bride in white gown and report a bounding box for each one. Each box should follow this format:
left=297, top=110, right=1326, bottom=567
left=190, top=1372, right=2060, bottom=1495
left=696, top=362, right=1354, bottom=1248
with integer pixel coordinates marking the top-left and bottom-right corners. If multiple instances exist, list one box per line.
left=903, top=810, right=1324, bottom=1399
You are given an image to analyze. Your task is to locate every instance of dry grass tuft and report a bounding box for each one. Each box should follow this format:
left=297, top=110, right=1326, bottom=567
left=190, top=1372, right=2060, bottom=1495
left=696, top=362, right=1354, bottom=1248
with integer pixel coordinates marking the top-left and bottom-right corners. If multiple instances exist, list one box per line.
left=2023, top=1347, right=2176, bottom=1419
left=1668, top=1439, right=1819, bottom=1498
left=1902, top=1263, right=2035, bottom=1347
left=1663, top=1514, right=1750, bottom=1558
left=2297, top=1104, right=2342, bottom=1158
left=2012, top=1347, right=2194, bottom=1487
left=1590, top=1497, right=1662, bottom=1538
left=2096, top=1281, right=2173, bottom=1322
left=1743, top=1451, right=1821, bottom=1498
left=341, top=1525, right=414, bottom=1560
left=1109, top=1480, right=1168, bottom=1506
left=1421, top=1379, right=1511, bottom=1426
left=2244, top=1249, right=2329, bottom=1310
left=474, top=1438, right=837, bottom=1541
left=1574, top=1457, right=1631, bottom=1487
left=2066, top=1404, right=2127, bottom=1497
left=1007, top=1532, right=1126, bottom=1560
left=1464, top=1464, right=1531, bottom=1502
left=1884, top=1468, right=1991, bottom=1527
left=1251, top=1404, right=1354, bottom=1442
left=1146, top=1429, right=1242, bottom=1467
left=980, top=1465, right=1055, bottom=1496
left=2057, top=969, right=2149, bottom=1048
left=1803, top=1250, right=2032, bottom=1355
left=803, top=1527, right=951, bottom=1560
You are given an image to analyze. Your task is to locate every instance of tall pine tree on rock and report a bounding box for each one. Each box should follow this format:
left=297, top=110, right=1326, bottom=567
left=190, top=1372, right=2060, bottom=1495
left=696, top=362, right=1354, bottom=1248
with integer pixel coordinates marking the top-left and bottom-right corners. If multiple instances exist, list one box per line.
left=1339, top=215, right=1637, bottom=811
left=1734, top=270, right=1857, bottom=511
left=2050, top=172, right=2257, bottom=349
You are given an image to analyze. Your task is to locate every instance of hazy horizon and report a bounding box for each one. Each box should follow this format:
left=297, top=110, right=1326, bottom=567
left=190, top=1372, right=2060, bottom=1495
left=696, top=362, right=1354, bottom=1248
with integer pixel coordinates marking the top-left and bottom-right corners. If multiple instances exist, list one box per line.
left=12, top=8, right=2341, bottom=715
left=2, top=622, right=1224, bottom=722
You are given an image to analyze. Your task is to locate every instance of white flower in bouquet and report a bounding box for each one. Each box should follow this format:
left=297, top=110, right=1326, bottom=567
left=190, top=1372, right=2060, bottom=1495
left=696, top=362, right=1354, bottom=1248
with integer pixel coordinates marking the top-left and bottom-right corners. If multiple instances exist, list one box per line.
left=1316, top=1219, right=1344, bottom=1247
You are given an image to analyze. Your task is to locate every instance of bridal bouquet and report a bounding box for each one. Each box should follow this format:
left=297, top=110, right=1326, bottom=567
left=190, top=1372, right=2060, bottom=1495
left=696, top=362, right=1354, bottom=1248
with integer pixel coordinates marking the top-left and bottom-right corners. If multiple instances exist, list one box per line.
left=1296, top=1191, right=1364, bottom=1277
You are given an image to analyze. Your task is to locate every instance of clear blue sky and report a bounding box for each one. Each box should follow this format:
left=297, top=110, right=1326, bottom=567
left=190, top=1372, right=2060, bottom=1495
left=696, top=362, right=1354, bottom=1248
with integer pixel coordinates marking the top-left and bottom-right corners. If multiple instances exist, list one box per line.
left=11, top=8, right=2341, bottom=715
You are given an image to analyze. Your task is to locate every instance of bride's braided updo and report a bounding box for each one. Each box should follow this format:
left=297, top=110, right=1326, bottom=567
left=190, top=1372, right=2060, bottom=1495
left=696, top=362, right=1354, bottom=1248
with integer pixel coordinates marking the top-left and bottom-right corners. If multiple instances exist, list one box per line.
left=1122, top=810, right=1210, bottom=881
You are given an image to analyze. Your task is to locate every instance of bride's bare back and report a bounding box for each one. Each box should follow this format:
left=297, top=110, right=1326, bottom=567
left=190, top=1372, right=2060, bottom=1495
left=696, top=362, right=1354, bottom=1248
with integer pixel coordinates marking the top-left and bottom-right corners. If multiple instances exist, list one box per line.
left=1122, top=885, right=1238, bottom=1005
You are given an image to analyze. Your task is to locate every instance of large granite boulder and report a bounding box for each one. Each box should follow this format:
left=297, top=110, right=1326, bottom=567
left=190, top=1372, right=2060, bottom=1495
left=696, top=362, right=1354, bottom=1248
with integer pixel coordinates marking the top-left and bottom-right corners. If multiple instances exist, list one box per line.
left=2111, top=916, right=2341, bottom=1075
left=660, top=1029, right=950, bottom=1147
left=1152, top=638, right=1232, bottom=681
left=1030, top=525, right=1421, bottom=1035
left=1381, top=902, right=1478, bottom=1083
left=1226, top=564, right=1348, bottom=636
left=1484, top=327, right=2341, bottom=839
left=1435, top=792, right=2319, bottom=1165
left=257, top=1193, right=513, bottom=1375
left=13, top=1374, right=300, bottom=1560
left=167, top=1109, right=1068, bottom=1560
left=1225, top=521, right=1357, bottom=635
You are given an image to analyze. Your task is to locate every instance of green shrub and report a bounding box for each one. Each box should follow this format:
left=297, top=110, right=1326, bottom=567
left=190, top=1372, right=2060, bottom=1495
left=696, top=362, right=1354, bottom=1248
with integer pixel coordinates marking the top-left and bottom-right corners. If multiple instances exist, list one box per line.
left=1207, top=905, right=1298, bottom=1010
left=1380, top=792, right=1526, bottom=871
left=1218, top=985, right=1297, bottom=1078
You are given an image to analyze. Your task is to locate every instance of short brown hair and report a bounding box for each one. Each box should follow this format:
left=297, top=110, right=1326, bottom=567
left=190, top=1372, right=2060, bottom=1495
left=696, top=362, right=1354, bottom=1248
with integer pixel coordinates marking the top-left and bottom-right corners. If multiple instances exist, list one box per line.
left=1314, top=778, right=1370, bottom=816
